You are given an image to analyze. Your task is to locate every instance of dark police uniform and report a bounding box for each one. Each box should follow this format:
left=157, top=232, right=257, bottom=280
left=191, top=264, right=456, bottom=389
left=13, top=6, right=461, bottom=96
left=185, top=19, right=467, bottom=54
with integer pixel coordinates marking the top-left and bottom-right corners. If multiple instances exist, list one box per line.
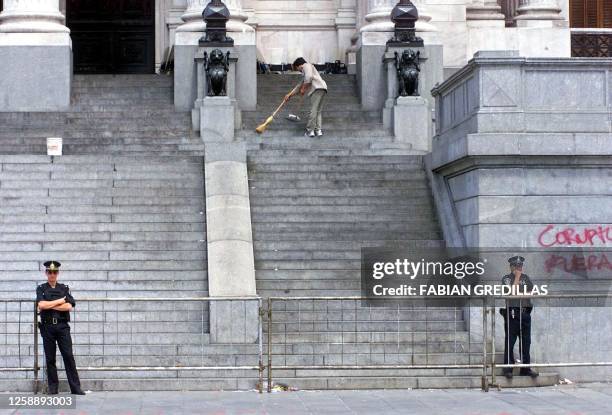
left=499, top=255, right=538, bottom=378
left=36, top=261, right=84, bottom=394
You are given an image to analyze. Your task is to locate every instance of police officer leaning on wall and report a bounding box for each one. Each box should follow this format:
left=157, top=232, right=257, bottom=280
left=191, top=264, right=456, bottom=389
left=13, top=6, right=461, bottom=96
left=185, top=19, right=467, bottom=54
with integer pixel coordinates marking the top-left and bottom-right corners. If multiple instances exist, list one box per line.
left=499, top=256, right=539, bottom=379
left=36, top=261, right=86, bottom=395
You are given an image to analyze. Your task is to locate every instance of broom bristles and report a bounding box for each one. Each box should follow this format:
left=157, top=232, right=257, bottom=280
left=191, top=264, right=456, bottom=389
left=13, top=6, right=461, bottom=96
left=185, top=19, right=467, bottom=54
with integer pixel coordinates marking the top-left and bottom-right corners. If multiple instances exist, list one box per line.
left=255, top=116, right=274, bottom=134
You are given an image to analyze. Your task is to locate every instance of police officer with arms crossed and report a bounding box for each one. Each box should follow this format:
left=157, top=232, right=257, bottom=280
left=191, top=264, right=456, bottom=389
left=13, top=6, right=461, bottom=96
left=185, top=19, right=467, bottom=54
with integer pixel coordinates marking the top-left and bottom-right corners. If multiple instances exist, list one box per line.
left=500, top=255, right=539, bottom=379
left=36, top=261, right=86, bottom=395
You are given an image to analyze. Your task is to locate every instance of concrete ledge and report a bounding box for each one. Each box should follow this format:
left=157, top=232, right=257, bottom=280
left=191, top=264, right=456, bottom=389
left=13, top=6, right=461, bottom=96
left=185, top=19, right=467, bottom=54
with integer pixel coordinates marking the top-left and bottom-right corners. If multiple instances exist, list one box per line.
left=432, top=52, right=612, bottom=143
left=205, top=162, right=249, bottom=196
left=203, top=141, right=257, bottom=342
left=205, top=142, right=247, bottom=163
left=431, top=133, right=612, bottom=171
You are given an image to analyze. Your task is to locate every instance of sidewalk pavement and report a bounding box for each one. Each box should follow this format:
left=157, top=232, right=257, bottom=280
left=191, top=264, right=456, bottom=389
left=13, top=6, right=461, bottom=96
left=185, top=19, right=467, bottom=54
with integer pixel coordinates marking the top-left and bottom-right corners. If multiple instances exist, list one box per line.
left=1, top=383, right=611, bottom=415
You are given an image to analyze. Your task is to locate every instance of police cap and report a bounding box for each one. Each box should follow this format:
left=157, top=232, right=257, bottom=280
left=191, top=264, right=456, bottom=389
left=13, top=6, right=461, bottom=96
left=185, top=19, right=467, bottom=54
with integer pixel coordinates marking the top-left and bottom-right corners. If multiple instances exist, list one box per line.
left=508, top=256, right=525, bottom=267
left=43, top=261, right=62, bottom=271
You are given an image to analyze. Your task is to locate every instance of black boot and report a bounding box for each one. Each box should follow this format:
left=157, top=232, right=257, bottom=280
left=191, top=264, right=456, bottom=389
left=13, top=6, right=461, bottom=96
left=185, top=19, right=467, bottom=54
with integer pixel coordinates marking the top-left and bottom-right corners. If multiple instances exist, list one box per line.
left=71, top=389, right=86, bottom=395
left=502, top=369, right=513, bottom=379
left=520, top=368, right=539, bottom=378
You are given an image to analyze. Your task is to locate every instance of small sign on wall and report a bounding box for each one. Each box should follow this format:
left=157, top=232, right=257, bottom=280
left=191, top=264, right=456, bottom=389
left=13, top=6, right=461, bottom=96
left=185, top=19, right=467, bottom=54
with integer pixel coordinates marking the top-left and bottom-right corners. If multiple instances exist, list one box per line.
left=47, top=137, right=63, bottom=156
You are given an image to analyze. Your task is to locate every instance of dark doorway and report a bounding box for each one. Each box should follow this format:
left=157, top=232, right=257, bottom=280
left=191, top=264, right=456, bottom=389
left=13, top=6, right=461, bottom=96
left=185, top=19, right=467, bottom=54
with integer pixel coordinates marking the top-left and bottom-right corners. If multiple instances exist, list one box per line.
left=67, top=0, right=155, bottom=74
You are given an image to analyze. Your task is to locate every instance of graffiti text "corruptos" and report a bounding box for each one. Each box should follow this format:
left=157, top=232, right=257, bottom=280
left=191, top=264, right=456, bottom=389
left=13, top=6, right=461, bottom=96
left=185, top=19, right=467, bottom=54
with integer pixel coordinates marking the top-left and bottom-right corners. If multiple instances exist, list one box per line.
left=538, top=225, right=612, bottom=247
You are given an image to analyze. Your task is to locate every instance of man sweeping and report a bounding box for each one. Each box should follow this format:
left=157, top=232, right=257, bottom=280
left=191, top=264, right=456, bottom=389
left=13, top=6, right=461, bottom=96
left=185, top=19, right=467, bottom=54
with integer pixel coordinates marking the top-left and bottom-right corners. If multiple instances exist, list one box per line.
left=286, top=57, right=328, bottom=137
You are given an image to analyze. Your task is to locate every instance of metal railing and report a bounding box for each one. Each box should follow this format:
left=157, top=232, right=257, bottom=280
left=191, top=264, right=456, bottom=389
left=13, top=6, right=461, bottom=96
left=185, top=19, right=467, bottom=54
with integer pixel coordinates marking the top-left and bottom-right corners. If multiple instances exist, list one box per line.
left=2, top=294, right=611, bottom=393
left=0, top=297, right=264, bottom=393
left=483, top=293, right=612, bottom=391
left=265, top=294, right=612, bottom=392
left=0, top=300, right=39, bottom=380
left=571, top=29, right=612, bottom=57
left=265, top=296, right=489, bottom=392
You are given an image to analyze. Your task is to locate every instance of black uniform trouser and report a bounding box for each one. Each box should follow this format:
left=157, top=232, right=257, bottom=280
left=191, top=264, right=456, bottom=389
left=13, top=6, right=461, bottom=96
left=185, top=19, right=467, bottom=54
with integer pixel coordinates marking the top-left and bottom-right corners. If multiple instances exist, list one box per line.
left=39, top=322, right=81, bottom=393
left=502, top=308, right=532, bottom=369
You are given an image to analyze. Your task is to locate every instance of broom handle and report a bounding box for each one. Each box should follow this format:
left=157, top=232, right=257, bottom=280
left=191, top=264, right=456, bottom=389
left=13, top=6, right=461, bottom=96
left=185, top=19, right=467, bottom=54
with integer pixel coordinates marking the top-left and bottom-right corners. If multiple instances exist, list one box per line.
left=272, top=85, right=301, bottom=118
left=271, top=99, right=287, bottom=119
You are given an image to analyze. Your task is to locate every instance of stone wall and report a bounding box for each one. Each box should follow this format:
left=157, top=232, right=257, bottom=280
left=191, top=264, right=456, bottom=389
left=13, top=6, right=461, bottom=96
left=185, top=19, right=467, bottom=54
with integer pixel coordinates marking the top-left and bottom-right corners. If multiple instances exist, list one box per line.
left=427, top=51, right=612, bottom=381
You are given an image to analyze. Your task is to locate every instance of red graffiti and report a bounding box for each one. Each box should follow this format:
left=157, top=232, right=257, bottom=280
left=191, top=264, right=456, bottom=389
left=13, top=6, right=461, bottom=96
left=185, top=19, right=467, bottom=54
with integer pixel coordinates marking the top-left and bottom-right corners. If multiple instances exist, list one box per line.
left=545, top=253, right=612, bottom=274
left=538, top=224, right=612, bottom=247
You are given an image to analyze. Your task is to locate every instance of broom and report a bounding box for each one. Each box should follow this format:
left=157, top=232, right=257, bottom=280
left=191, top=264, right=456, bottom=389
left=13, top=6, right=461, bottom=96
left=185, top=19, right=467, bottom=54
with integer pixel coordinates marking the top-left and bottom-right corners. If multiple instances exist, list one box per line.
left=255, top=98, right=287, bottom=134
left=255, top=85, right=300, bottom=134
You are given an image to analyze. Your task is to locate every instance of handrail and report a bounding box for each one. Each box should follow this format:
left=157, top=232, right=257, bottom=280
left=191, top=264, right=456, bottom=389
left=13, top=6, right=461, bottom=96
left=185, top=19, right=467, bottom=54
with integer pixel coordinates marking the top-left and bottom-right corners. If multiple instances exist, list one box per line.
left=0, top=297, right=264, bottom=394
left=266, top=294, right=612, bottom=392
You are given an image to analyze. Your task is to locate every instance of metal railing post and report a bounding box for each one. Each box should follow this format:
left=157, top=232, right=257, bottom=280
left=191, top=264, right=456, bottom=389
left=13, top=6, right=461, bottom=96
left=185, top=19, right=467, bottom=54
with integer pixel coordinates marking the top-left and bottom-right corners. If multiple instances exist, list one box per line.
left=491, top=300, right=497, bottom=388
left=481, top=300, right=489, bottom=392
left=267, top=297, right=272, bottom=393
left=258, top=297, right=263, bottom=394
left=33, top=301, right=39, bottom=394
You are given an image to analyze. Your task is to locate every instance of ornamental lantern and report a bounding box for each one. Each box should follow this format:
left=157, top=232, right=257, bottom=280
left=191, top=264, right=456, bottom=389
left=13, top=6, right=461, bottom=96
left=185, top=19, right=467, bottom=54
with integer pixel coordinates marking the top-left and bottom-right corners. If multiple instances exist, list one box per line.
left=200, top=0, right=234, bottom=45
left=388, top=0, right=424, bottom=46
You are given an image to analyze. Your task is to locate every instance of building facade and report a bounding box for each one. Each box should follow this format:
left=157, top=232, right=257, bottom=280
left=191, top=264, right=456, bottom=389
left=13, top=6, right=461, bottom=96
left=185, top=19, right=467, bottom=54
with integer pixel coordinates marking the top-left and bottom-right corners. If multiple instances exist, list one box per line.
left=0, top=0, right=610, bottom=390
left=0, top=1, right=610, bottom=75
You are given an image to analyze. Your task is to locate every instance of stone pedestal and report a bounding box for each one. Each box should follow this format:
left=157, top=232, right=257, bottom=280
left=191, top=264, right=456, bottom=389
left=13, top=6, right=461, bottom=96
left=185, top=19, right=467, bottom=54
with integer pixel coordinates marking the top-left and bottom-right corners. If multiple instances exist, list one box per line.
left=200, top=97, right=235, bottom=141
left=393, top=96, right=429, bottom=151
left=381, top=45, right=443, bottom=147
left=357, top=0, right=438, bottom=111
left=192, top=46, right=240, bottom=133
left=175, top=0, right=256, bottom=112
left=204, top=142, right=258, bottom=343
left=0, top=0, right=71, bottom=111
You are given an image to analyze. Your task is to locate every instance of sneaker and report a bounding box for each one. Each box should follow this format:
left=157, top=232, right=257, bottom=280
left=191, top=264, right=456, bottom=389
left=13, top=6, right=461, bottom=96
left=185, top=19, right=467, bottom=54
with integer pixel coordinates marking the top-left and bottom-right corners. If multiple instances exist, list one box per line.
left=315, top=129, right=323, bottom=137
left=305, top=130, right=315, bottom=138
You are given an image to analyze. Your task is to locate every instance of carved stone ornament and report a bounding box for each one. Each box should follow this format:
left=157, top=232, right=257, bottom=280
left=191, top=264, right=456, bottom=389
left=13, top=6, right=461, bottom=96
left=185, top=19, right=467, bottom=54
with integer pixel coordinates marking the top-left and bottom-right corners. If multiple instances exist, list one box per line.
left=204, top=49, right=231, bottom=96
left=395, top=49, right=421, bottom=97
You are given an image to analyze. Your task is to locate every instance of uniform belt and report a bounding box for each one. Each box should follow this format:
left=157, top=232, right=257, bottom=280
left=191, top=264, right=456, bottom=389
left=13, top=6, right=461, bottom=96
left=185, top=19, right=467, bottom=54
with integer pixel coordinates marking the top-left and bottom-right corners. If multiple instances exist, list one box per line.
left=42, top=317, right=67, bottom=325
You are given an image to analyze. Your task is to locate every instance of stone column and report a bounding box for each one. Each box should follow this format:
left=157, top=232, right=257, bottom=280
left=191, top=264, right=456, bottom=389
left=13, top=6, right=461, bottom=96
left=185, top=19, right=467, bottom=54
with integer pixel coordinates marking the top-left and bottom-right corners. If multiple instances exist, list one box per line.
left=466, top=1, right=507, bottom=59
left=360, top=0, right=436, bottom=34
left=514, top=0, right=569, bottom=57
left=515, top=0, right=563, bottom=23
left=466, top=1, right=505, bottom=23
left=0, top=0, right=69, bottom=33
left=336, top=0, right=357, bottom=61
left=177, top=0, right=252, bottom=32
left=0, top=0, right=71, bottom=111
left=177, top=0, right=207, bottom=32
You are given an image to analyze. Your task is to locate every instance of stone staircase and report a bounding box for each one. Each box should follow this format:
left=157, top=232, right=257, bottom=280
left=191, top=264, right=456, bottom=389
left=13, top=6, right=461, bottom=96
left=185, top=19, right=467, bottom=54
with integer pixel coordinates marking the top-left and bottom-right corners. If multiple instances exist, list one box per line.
left=0, top=73, right=557, bottom=391
left=0, top=75, right=205, bottom=156
left=240, top=74, right=558, bottom=389
left=0, top=76, right=261, bottom=392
